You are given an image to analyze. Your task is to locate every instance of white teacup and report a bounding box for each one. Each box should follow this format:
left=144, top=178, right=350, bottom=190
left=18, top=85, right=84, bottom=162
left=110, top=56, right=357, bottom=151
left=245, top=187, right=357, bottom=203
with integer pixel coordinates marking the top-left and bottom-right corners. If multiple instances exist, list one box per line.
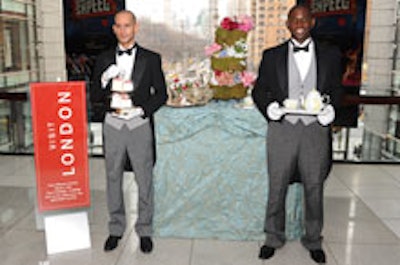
left=283, top=98, right=299, bottom=110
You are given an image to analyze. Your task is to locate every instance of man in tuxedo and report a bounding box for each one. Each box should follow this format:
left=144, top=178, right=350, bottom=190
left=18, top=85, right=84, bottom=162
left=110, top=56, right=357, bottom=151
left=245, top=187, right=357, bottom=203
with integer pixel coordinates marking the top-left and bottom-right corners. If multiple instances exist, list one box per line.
left=252, top=4, right=342, bottom=264
left=90, top=10, right=167, bottom=253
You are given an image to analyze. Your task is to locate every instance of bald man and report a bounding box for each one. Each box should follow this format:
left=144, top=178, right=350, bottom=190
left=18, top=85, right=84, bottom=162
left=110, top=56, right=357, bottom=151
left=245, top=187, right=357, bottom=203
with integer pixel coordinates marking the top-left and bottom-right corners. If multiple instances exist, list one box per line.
left=90, top=10, right=167, bottom=253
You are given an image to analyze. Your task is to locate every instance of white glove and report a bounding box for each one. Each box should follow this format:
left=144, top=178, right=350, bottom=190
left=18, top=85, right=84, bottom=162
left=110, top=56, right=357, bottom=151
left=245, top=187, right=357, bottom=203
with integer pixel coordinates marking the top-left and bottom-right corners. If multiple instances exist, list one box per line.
left=117, top=107, right=144, bottom=120
left=267, top=101, right=284, bottom=121
left=101, top=64, right=119, bottom=88
left=317, top=104, right=335, bottom=126
left=130, top=107, right=144, bottom=117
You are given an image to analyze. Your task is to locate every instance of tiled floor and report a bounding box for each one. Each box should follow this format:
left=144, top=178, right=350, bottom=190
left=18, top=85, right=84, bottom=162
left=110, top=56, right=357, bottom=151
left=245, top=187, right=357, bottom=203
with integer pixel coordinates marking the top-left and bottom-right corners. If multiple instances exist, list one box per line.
left=0, top=155, right=399, bottom=265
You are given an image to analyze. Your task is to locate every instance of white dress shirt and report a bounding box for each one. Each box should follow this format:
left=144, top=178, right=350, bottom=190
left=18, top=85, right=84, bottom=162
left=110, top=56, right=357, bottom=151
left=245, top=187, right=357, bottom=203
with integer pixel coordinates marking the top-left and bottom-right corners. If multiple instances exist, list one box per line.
left=116, top=44, right=136, bottom=81
left=110, top=43, right=144, bottom=123
left=290, top=38, right=314, bottom=82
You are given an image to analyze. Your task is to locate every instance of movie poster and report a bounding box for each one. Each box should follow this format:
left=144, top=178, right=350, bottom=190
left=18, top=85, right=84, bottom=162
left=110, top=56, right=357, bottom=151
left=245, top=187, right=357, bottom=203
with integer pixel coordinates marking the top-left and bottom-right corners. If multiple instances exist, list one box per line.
left=298, top=0, right=367, bottom=127
left=63, top=0, right=125, bottom=82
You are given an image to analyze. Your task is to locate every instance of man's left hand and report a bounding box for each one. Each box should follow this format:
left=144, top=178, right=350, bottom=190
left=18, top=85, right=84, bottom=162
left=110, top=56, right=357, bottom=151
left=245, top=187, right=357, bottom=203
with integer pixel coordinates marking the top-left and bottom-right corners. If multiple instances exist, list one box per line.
left=317, top=104, right=335, bottom=126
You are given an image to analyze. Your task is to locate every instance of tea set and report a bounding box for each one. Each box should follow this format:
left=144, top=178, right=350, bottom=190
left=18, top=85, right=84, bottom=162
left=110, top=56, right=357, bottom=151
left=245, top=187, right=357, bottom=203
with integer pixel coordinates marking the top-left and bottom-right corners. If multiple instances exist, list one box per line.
left=283, top=89, right=329, bottom=114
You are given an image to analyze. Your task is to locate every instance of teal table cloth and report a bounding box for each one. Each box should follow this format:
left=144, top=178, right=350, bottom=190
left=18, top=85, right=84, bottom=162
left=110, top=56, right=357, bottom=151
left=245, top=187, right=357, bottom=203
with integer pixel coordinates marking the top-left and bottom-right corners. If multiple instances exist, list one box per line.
left=153, top=101, right=304, bottom=240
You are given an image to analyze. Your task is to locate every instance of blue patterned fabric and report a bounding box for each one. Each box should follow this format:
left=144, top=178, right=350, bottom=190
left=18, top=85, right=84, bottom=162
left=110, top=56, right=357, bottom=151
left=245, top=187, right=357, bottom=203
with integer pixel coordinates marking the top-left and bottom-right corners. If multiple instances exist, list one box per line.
left=153, top=101, right=304, bottom=240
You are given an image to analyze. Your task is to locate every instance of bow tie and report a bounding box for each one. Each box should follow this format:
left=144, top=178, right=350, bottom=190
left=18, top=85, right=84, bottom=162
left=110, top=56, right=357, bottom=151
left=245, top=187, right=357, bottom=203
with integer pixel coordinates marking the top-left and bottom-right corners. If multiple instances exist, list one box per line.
left=117, top=44, right=136, bottom=56
left=291, top=41, right=311, bottom=53
left=293, top=45, right=309, bottom=53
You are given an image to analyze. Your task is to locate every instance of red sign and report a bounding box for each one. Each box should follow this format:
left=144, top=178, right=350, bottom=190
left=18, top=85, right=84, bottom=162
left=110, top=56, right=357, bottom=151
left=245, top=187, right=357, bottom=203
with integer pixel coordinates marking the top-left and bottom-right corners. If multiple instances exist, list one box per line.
left=30, top=82, right=90, bottom=212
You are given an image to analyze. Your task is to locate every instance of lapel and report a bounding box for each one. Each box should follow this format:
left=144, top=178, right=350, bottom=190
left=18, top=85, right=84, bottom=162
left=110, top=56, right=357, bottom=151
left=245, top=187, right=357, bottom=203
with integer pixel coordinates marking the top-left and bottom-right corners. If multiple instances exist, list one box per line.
left=277, top=42, right=289, bottom=97
left=106, top=48, right=117, bottom=65
left=132, top=45, right=146, bottom=88
left=315, top=42, right=327, bottom=93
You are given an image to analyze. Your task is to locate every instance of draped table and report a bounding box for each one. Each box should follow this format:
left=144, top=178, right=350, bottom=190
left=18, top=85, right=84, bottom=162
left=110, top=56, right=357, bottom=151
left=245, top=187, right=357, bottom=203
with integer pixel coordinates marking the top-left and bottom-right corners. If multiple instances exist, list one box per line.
left=153, top=101, right=303, bottom=240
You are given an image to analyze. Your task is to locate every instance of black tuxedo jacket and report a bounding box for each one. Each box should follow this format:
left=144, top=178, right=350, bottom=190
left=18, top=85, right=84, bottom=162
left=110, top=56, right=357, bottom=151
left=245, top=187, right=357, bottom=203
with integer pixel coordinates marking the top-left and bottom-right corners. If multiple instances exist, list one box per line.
left=252, top=40, right=343, bottom=123
left=90, top=44, right=167, bottom=122
left=252, top=40, right=343, bottom=183
left=89, top=44, right=167, bottom=167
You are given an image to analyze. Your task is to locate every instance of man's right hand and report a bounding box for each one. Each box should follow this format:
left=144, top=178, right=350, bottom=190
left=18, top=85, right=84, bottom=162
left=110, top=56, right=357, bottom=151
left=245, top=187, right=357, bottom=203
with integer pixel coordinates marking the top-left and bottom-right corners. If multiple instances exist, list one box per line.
left=267, top=101, right=284, bottom=121
left=101, top=64, right=119, bottom=88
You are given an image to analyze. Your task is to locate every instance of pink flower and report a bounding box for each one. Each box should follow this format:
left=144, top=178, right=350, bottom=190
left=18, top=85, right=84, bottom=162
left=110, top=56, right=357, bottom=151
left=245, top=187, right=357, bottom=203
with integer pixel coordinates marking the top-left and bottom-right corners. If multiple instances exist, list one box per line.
left=215, top=72, right=235, bottom=86
left=241, top=71, right=256, bottom=87
left=204, top=43, right=222, bottom=56
left=221, top=17, right=239, bottom=30
left=237, top=15, right=254, bottom=32
left=214, top=70, right=222, bottom=77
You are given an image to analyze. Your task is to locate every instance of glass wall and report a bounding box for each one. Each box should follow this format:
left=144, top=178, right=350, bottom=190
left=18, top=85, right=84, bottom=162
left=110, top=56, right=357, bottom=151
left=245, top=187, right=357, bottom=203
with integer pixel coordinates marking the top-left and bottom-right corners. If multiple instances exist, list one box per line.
left=125, top=0, right=295, bottom=74
left=0, top=0, right=399, bottom=163
left=0, top=0, right=37, bottom=152
left=91, top=0, right=400, bottom=162
left=127, top=0, right=252, bottom=74
left=332, top=105, right=400, bottom=162
left=0, top=0, right=38, bottom=89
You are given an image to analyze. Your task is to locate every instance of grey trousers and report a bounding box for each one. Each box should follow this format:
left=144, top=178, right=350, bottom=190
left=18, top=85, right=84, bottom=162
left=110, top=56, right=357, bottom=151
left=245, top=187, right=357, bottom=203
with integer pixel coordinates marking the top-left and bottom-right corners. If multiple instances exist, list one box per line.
left=103, top=121, right=154, bottom=237
left=265, top=120, right=331, bottom=250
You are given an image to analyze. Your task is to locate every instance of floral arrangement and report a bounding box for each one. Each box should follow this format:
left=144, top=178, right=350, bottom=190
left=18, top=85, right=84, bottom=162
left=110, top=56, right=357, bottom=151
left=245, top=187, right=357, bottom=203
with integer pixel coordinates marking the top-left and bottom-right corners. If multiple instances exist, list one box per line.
left=213, top=70, right=256, bottom=87
left=166, top=73, right=213, bottom=107
left=205, top=15, right=256, bottom=100
left=220, top=15, right=254, bottom=32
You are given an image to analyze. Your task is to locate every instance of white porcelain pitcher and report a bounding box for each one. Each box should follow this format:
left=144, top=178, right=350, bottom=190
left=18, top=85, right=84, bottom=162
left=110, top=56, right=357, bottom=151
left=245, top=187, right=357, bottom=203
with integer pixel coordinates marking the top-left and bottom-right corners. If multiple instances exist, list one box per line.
left=304, top=89, right=325, bottom=112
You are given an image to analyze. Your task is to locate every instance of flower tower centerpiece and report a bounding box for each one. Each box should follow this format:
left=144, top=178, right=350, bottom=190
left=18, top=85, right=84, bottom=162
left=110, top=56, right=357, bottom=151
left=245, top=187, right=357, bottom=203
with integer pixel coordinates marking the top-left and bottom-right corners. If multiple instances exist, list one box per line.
left=205, top=15, right=255, bottom=100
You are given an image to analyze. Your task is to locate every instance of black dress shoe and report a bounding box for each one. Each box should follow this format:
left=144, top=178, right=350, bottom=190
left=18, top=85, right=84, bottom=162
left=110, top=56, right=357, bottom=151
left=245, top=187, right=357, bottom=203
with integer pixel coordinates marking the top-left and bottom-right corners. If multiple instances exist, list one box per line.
left=104, top=235, right=122, bottom=252
left=140, top=237, right=153, bottom=253
left=310, top=249, right=326, bottom=264
left=258, top=245, right=275, bottom=260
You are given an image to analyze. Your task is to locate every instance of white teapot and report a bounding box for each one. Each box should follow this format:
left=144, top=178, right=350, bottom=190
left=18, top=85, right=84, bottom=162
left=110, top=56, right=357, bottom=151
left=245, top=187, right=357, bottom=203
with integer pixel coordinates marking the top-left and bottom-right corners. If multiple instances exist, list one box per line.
left=304, top=89, right=324, bottom=112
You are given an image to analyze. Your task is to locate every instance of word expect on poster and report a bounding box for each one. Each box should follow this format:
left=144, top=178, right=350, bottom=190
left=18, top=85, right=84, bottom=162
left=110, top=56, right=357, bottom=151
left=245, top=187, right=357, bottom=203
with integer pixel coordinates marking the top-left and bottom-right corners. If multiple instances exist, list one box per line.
left=31, top=82, right=90, bottom=212
left=72, top=0, right=117, bottom=19
left=307, top=0, right=356, bottom=16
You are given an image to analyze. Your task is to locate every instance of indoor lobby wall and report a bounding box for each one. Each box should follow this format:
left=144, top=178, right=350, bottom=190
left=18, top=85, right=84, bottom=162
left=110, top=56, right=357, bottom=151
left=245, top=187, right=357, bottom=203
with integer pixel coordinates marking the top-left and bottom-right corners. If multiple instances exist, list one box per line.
left=35, top=0, right=66, bottom=82
left=362, top=0, right=398, bottom=159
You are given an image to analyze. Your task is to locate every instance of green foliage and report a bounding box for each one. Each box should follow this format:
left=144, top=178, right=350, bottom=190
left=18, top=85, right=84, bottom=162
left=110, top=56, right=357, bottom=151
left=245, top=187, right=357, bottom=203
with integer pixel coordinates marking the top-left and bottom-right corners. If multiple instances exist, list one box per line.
left=215, top=28, right=247, bottom=46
